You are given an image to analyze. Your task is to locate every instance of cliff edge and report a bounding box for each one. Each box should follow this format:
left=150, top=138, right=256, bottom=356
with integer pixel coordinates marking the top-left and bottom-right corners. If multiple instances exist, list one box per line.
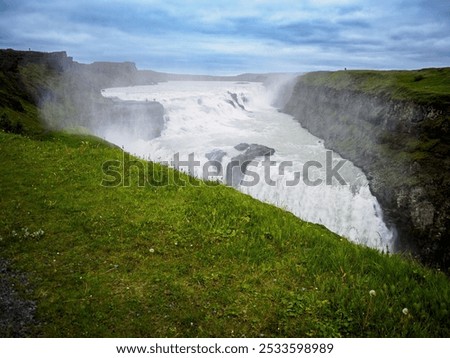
left=284, top=69, right=450, bottom=271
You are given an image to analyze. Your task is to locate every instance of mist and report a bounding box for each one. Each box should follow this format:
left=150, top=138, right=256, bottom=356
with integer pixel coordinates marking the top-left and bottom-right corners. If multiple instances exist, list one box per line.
left=29, top=53, right=396, bottom=253
left=37, top=56, right=299, bottom=150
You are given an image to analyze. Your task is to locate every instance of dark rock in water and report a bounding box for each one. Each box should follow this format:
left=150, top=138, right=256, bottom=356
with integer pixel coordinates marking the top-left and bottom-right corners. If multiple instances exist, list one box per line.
left=227, top=91, right=246, bottom=110
left=240, top=144, right=275, bottom=159
left=205, top=149, right=227, bottom=177
left=227, top=143, right=276, bottom=187
left=234, top=143, right=250, bottom=151
left=205, top=149, right=227, bottom=162
left=225, top=99, right=236, bottom=108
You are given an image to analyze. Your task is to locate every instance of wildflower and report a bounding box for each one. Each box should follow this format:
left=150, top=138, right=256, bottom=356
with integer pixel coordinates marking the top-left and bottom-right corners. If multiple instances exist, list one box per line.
left=149, top=248, right=155, bottom=253
left=369, top=290, right=376, bottom=297
left=402, top=308, right=409, bottom=315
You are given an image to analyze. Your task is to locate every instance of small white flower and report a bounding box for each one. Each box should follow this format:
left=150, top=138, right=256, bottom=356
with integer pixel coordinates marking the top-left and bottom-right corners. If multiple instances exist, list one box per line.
left=402, top=308, right=409, bottom=315
left=149, top=248, right=155, bottom=253
left=369, top=290, right=376, bottom=297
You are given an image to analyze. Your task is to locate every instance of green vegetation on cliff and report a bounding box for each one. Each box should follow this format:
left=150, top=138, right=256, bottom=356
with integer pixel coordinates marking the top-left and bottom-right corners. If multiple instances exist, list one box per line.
left=0, top=67, right=46, bottom=137
left=1, top=52, right=450, bottom=337
left=299, top=68, right=450, bottom=107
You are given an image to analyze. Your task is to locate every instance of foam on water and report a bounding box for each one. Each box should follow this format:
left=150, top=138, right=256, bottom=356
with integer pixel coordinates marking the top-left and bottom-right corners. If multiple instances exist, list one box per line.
left=102, top=81, right=395, bottom=252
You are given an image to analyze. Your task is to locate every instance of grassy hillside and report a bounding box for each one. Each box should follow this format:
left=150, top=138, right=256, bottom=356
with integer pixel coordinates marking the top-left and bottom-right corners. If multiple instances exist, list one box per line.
left=299, top=68, right=450, bottom=107
left=1, top=130, right=450, bottom=337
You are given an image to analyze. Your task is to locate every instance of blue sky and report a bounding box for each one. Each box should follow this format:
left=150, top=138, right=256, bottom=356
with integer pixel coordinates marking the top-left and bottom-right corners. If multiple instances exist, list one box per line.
left=1, top=0, right=449, bottom=74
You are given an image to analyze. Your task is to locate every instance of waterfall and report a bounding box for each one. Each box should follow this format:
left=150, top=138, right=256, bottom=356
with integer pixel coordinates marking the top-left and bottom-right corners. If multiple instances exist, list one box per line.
left=101, top=80, right=395, bottom=252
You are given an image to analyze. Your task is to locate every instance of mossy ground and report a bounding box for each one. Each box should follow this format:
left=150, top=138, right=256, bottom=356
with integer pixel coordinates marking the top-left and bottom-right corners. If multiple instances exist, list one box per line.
left=299, top=68, right=450, bottom=107
left=1, top=130, right=450, bottom=337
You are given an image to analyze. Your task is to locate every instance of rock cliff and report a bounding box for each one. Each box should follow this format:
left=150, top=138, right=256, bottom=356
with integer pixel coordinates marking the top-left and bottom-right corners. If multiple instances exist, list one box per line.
left=284, top=70, right=450, bottom=270
left=0, top=49, right=165, bottom=138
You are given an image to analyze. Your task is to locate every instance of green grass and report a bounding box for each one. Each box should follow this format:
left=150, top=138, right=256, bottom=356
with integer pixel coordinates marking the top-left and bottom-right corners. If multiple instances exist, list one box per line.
left=299, top=68, right=450, bottom=106
left=1, top=130, right=450, bottom=337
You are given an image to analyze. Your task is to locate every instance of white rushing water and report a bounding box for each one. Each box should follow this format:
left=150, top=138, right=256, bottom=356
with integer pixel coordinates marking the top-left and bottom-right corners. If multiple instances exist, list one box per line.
left=101, top=81, right=395, bottom=252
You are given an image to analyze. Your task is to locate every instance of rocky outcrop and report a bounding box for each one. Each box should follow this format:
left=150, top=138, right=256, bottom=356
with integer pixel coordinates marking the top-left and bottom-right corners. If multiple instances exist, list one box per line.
left=233, top=143, right=275, bottom=162
left=0, top=49, right=74, bottom=73
left=226, top=91, right=246, bottom=110
left=284, top=81, right=450, bottom=270
left=205, top=144, right=276, bottom=186
left=227, top=143, right=275, bottom=186
left=0, top=50, right=167, bottom=138
left=206, top=149, right=227, bottom=162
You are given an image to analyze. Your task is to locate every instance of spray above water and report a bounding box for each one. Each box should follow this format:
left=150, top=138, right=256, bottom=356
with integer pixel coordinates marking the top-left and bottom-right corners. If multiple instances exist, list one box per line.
left=101, top=80, right=395, bottom=252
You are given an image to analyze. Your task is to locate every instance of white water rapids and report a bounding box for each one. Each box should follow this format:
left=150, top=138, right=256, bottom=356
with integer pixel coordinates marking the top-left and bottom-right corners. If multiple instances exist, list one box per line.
left=101, top=81, right=395, bottom=252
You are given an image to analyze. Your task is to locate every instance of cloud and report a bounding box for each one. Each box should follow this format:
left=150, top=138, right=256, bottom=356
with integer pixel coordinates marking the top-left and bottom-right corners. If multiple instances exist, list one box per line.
left=0, top=0, right=449, bottom=74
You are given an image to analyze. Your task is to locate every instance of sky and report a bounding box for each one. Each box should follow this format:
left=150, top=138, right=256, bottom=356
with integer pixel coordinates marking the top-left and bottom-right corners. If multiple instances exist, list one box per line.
left=0, top=0, right=449, bottom=75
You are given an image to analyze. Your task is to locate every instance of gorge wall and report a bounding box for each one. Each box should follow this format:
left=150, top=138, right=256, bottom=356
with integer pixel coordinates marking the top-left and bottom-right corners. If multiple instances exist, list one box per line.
left=283, top=71, right=450, bottom=271
left=0, top=49, right=165, bottom=139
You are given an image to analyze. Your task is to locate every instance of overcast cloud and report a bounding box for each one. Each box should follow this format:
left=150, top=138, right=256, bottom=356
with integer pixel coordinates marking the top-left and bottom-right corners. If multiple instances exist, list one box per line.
left=0, top=0, right=449, bottom=74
